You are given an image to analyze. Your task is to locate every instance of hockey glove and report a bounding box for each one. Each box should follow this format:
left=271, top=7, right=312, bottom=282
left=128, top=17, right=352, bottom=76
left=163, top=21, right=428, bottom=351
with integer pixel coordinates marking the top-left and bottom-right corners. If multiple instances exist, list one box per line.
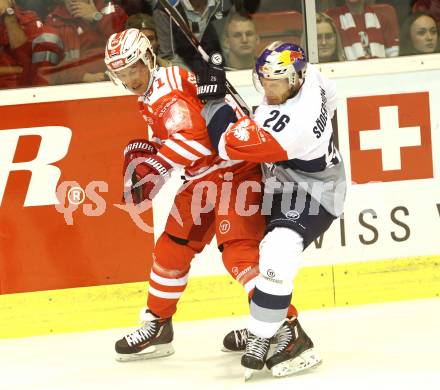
left=196, top=52, right=227, bottom=101
left=123, top=139, right=158, bottom=176
left=126, top=154, right=173, bottom=205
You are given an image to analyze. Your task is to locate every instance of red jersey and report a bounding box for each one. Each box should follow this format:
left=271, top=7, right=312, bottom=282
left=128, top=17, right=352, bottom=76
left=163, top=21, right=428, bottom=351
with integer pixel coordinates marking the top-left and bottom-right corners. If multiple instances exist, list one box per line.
left=0, top=8, right=62, bottom=88
left=326, top=5, right=399, bottom=60
left=138, top=66, right=251, bottom=179
left=45, top=1, right=127, bottom=84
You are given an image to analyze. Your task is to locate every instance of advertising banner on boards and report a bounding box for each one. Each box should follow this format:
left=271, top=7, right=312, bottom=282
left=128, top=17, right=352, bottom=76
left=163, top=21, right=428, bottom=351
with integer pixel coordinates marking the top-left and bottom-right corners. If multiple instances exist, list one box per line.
left=0, top=95, right=154, bottom=294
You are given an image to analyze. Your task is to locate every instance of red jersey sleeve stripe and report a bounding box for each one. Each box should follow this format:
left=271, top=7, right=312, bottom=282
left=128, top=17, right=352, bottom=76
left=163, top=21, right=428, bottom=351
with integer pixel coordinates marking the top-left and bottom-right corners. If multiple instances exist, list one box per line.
left=157, top=153, right=185, bottom=169
left=167, top=137, right=207, bottom=160
left=166, top=139, right=200, bottom=160
left=158, top=144, right=194, bottom=167
left=172, top=133, right=212, bottom=156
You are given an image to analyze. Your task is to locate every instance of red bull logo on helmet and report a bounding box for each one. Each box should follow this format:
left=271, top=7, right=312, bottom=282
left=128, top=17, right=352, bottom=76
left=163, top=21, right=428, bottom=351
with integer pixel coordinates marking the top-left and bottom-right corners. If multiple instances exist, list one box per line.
left=290, top=50, right=303, bottom=62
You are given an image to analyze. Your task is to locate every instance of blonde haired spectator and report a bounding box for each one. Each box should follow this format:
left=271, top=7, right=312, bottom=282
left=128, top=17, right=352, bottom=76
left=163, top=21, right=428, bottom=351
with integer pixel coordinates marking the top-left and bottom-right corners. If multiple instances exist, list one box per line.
left=316, top=12, right=346, bottom=62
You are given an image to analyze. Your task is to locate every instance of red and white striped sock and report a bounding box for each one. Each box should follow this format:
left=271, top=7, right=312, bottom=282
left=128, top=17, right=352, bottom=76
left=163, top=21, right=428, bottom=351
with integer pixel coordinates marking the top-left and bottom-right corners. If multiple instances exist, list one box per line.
left=147, top=268, right=189, bottom=319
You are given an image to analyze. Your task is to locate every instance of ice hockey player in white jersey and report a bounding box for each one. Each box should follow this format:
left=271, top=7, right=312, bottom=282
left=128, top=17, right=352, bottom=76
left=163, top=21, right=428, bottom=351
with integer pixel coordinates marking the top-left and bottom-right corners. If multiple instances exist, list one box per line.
left=199, top=41, right=346, bottom=379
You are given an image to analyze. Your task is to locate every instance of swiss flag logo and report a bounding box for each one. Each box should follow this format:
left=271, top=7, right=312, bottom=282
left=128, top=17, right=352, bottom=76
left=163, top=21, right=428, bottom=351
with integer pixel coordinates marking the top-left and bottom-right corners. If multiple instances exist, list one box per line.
left=347, top=92, right=433, bottom=184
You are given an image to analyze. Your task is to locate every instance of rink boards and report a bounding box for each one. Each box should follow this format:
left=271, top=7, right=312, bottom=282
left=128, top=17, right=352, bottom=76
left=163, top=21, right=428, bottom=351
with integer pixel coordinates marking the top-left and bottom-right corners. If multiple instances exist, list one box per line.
left=1, top=55, right=440, bottom=338
left=0, top=255, right=439, bottom=338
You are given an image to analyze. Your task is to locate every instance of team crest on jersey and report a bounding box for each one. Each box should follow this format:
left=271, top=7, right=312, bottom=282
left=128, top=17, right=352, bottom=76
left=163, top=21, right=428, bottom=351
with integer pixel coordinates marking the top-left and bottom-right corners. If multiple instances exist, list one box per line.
left=232, top=119, right=250, bottom=141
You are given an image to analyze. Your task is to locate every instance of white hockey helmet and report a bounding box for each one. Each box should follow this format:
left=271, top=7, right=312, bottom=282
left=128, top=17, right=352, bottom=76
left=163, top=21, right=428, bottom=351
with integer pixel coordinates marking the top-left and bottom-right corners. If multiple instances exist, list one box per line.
left=253, top=41, right=307, bottom=92
left=105, top=28, right=157, bottom=90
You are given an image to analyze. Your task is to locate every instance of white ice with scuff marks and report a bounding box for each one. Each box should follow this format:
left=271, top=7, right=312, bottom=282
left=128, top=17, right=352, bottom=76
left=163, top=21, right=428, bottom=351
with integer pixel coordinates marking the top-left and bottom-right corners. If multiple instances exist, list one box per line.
left=1, top=298, right=439, bottom=390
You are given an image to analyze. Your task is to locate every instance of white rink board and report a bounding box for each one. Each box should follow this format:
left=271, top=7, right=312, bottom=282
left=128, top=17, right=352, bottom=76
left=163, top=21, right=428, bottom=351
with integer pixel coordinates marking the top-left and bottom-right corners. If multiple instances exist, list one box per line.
left=304, top=68, right=440, bottom=266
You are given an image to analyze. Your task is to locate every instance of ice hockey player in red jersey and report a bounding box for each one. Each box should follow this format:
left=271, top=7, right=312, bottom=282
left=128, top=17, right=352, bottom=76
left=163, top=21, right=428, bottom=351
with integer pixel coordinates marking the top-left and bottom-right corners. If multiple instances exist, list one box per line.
left=198, top=41, right=346, bottom=379
left=104, top=29, right=299, bottom=362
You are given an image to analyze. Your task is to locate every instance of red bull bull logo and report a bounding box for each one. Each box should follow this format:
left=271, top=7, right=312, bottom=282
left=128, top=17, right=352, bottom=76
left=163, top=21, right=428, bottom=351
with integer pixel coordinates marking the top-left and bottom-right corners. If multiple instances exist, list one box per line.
left=290, top=50, right=303, bottom=62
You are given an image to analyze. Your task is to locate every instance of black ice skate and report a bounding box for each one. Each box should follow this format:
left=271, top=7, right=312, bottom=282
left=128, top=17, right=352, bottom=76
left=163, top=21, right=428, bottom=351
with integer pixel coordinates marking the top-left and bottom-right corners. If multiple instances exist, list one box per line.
left=222, top=328, right=249, bottom=352
left=115, top=309, right=174, bottom=362
left=241, top=332, right=271, bottom=381
left=223, top=327, right=281, bottom=352
left=266, top=318, right=321, bottom=377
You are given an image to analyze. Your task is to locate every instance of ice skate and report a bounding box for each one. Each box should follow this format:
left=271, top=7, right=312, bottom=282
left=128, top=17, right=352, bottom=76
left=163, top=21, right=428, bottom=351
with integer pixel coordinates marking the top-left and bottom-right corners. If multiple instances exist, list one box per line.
left=222, top=328, right=279, bottom=352
left=222, top=328, right=249, bottom=352
left=266, top=318, right=321, bottom=377
left=241, top=332, right=270, bottom=381
left=115, top=309, right=174, bottom=362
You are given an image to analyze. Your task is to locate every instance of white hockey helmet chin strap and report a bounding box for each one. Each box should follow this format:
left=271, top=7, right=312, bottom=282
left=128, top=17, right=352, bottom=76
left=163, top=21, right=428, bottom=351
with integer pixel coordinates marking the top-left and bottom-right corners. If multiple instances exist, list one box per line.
left=139, top=51, right=157, bottom=94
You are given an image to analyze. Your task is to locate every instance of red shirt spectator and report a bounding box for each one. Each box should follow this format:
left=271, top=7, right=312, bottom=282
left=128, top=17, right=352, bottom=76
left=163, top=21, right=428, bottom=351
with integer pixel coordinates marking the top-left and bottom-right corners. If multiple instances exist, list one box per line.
left=45, top=0, right=127, bottom=84
left=0, top=2, right=63, bottom=88
left=326, top=0, right=399, bottom=60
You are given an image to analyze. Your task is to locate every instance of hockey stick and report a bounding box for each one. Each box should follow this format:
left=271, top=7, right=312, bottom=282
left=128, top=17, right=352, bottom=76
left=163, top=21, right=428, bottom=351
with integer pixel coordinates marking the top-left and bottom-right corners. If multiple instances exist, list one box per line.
left=157, top=0, right=251, bottom=116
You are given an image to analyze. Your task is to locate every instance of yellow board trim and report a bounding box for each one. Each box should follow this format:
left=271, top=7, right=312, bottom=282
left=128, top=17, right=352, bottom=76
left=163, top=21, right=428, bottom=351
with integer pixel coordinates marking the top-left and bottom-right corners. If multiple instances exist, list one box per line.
left=1, top=255, right=439, bottom=338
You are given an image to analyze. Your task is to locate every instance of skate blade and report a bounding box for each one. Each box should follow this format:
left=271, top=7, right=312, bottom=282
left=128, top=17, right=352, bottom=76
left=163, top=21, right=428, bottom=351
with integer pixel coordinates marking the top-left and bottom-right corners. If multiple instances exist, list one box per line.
left=271, top=348, right=322, bottom=377
left=221, top=347, right=244, bottom=352
left=116, top=343, right=175, bottom=362
left=244, top=368, right=255, bottom=381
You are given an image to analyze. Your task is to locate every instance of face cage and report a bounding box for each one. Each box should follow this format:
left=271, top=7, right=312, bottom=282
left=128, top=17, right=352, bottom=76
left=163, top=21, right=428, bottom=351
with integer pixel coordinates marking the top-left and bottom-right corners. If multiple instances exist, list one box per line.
left=252, top=68, right=298, bottom=94
left=107, top=48, right=157, bottom=93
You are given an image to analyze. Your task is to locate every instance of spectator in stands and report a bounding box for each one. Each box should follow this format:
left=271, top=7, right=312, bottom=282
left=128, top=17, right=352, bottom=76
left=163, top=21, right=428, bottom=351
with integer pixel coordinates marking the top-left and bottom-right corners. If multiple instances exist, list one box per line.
left=151, top=0, right=226, bottom=72
left=326, top=0, right=399, bottom=60
left=400, top=11, right=439, bottom=55
left=0, top=0, right=63, bottom=89
left=412, top=0, right=440, bottom=25
left=45, top=0, right=127, bottom=85
left=15, top=0, right=50, bottom=20
left=316, top=12, right=346, bottom=62
left=126, top=13, right=170, bottom=66
left=371, top=1, right=412, bottom=26
left=222, top=12, right=259, bottom=70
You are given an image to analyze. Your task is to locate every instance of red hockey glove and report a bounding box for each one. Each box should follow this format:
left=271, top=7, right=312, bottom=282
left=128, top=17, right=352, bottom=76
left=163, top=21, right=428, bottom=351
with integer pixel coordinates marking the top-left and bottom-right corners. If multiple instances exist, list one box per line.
left=125, top=154, right=173, bottom=204
left=123, top=139, right=158, bottom=175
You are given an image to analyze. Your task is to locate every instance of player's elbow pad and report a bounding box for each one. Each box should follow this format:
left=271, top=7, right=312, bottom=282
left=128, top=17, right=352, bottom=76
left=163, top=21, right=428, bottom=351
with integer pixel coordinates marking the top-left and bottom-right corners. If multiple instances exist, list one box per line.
left=204, top=101, right=238, bottom=153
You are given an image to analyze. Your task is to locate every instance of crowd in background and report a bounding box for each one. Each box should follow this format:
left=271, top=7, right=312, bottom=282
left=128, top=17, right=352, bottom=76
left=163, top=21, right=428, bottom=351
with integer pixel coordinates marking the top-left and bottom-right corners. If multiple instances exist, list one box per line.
left=1, top=0, right=439, bottom=90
